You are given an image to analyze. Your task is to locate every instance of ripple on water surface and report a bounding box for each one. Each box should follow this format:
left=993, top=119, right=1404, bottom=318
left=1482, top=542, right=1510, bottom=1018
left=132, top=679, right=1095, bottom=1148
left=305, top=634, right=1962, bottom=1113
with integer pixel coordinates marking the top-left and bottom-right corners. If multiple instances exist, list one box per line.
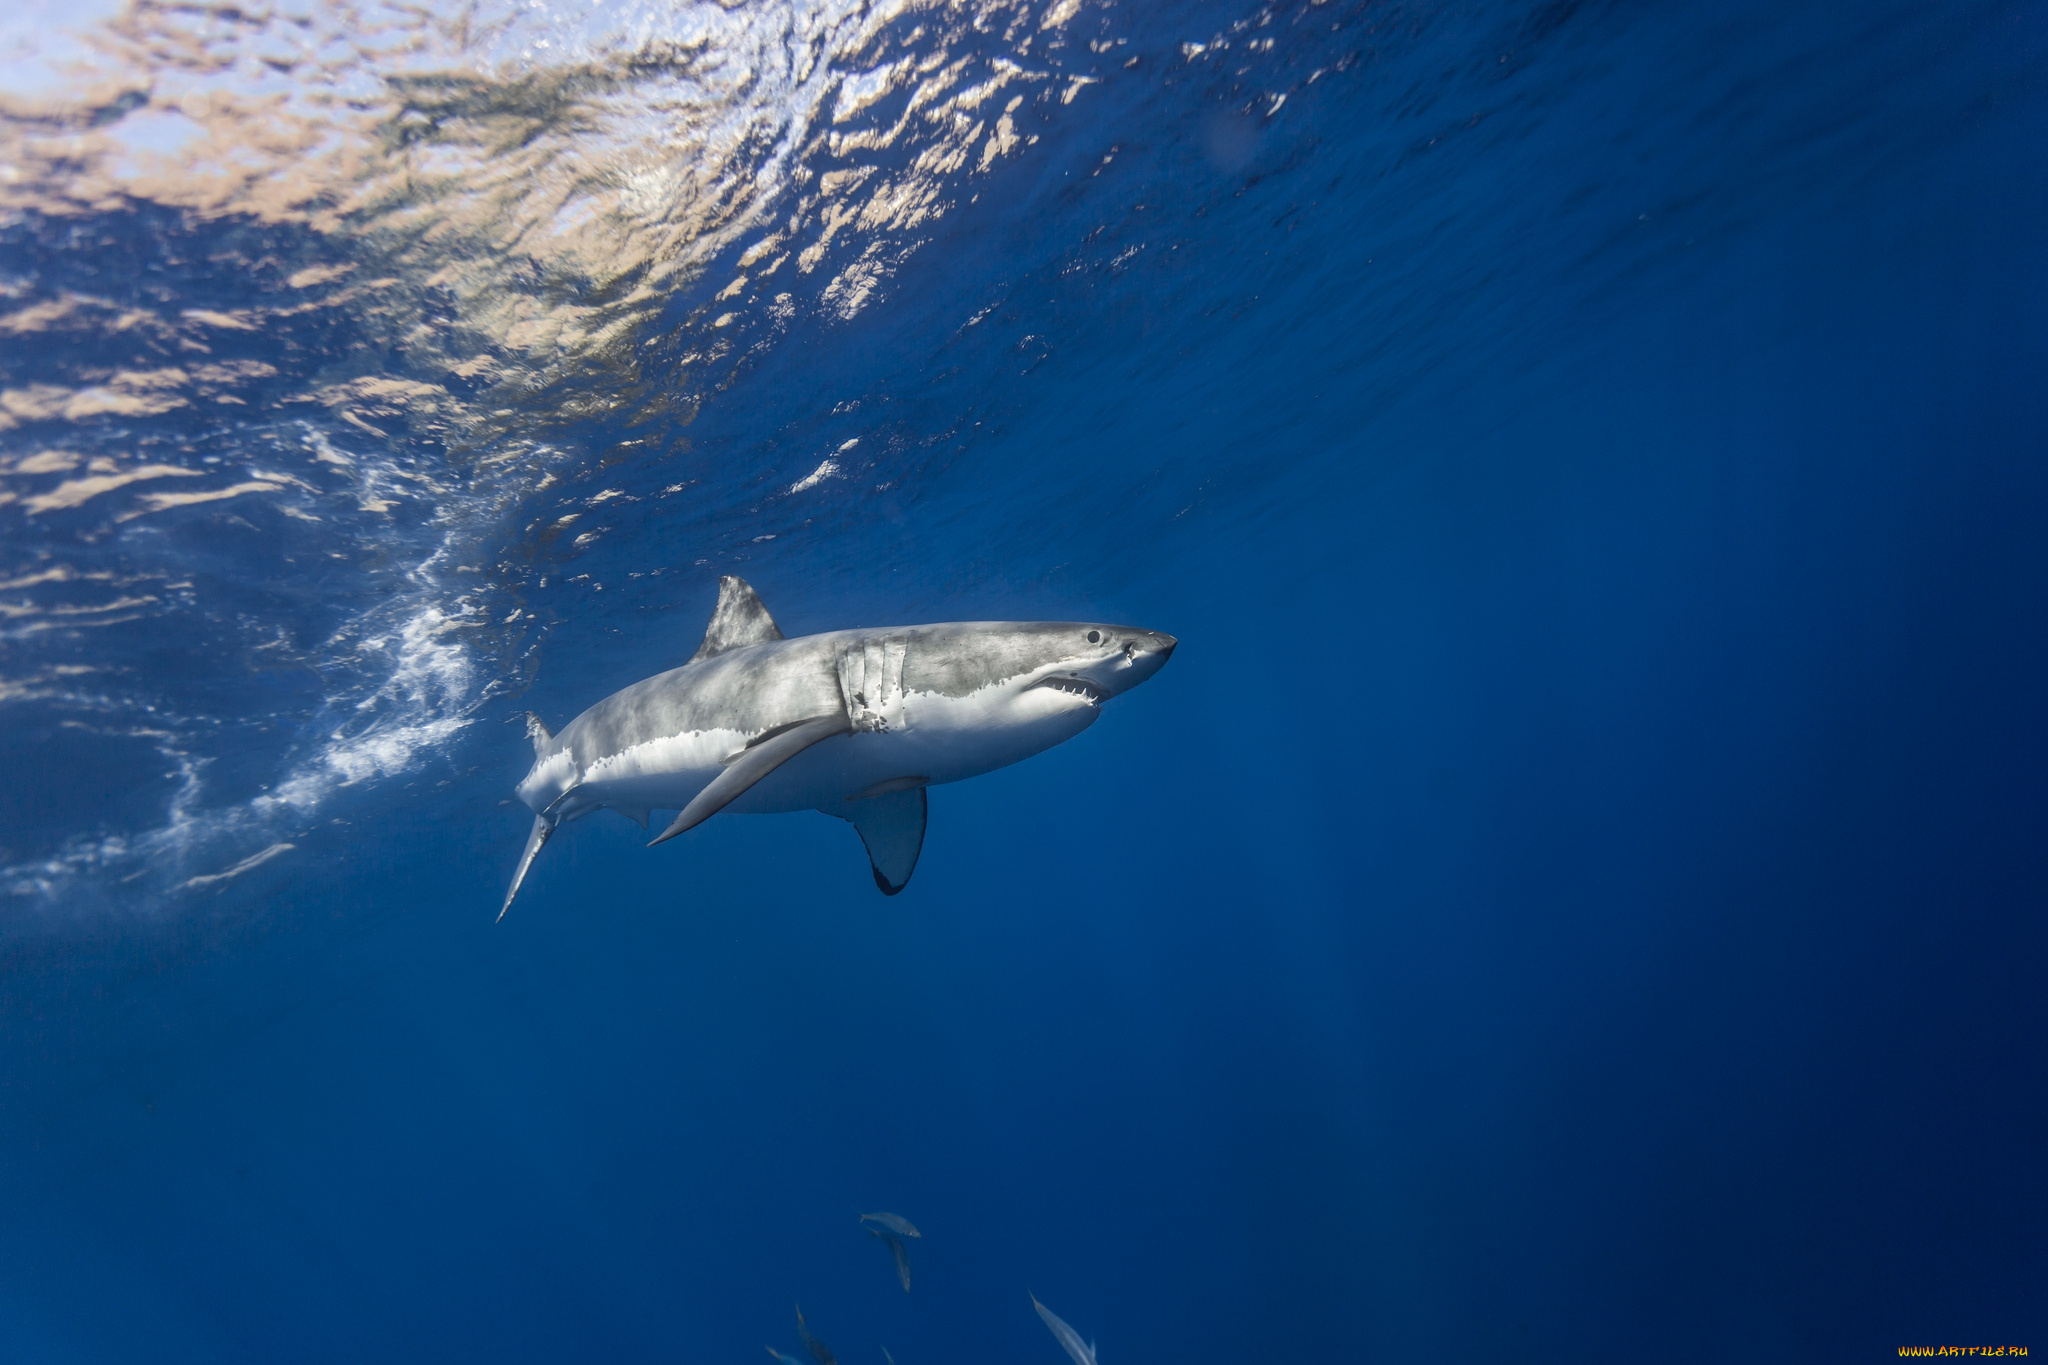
left=0, top=0, right=1213, bottom=903
left=0, top=0, right=1986, bottom=912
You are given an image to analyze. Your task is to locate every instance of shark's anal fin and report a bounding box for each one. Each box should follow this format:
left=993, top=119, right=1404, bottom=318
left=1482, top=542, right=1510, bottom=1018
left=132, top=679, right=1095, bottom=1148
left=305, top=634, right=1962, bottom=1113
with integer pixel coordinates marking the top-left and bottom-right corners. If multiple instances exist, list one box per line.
left=649, top=714, right=850, bottom=846
left=499, top=815, right=553, bottom=922
left=689, top=575, right=785, bottom=663
left=821, top=784, right=927, bottom=895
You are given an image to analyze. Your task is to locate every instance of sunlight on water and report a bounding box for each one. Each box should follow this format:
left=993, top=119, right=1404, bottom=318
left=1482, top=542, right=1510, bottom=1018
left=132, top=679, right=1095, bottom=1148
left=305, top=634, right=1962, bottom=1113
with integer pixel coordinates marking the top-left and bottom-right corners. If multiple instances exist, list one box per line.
left=0, top=0, right=1322, bottom=902
left=0, top=0, right=2016, bottom=932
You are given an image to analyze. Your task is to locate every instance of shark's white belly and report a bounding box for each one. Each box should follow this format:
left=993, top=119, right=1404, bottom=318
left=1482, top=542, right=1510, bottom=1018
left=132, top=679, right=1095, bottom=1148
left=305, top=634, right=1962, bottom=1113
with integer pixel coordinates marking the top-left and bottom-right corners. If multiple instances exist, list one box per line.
left=735, top=681, right=1101, bottom=812
left=544, top=680, right=1100, bottom=819
left=553, top=726, right=742, bottom=814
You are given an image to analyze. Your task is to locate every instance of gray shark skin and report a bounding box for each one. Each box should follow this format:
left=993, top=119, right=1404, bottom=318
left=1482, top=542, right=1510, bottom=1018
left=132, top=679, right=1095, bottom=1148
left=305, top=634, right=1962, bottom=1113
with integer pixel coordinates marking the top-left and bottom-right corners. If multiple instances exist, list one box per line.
left=501, top=576, right=1175, bottom=917
left=1031, top=1295, right=1098, bottom=1365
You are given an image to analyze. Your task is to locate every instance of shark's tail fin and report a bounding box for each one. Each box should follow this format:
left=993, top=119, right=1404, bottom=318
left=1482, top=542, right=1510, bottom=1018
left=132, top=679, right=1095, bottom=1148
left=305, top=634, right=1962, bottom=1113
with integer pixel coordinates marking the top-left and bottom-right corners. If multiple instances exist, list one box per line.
left=498, top=815, right=553, bottom=922
left=524, top=712, right=553, bottom=755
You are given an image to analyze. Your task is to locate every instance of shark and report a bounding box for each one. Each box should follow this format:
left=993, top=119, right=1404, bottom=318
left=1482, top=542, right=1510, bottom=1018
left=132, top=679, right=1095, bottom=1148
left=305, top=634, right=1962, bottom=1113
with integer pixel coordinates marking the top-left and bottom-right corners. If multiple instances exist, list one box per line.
left=1031, top=1295, right=1098, bottom=1365
left=501, top=576, right=1175, bottom=916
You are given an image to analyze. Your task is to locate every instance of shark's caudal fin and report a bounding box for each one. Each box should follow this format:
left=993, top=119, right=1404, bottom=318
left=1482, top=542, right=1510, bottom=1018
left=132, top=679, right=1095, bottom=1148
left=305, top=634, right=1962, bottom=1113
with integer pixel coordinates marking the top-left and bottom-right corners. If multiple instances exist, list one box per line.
left=498, top=815, right=553, bottom=921
left=821, top=784, right=927, bottom=894
left=689, top=575, right=785, bottom=663
left=648, top=713, right=851, bottom=846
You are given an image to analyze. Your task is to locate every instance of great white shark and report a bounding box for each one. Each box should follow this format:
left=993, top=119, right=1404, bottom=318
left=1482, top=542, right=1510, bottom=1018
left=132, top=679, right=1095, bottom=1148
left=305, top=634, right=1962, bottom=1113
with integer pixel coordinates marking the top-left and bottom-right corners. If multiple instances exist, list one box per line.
left=502, top=575, right=1176, bottom=916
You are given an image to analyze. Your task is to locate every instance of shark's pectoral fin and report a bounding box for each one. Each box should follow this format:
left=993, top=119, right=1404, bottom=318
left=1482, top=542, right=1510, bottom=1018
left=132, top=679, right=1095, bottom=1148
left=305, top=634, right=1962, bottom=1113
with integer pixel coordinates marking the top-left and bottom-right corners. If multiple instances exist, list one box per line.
left=649, top=714, right=850, bottom=847
left=821, top=784, right=927, bottom=895
left=610, top=805, right=650, bottom=830
left=499, top=815, right=554, bottom=922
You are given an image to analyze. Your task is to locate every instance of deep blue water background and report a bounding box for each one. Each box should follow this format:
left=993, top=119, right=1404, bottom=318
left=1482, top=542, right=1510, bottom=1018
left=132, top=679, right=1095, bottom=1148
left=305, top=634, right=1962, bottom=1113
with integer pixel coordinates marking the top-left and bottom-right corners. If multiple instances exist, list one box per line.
left=3, top=0, right=2046, bottom=1360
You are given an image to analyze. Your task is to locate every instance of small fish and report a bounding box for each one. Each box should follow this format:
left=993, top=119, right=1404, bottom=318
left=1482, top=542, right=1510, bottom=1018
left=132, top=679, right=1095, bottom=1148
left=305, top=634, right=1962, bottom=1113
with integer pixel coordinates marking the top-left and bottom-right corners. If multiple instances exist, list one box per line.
left=881, top=1233, right=912, bottom=1292
left=795, top=1305, right=838, bottom=1365
left=859, top=1211, right=921, bottom=1238
left=766, top=1351, right=804, bottom=1365
left=1031, top=1295, right=1098, bottom=1365
left=883, top=1352, right=897, bottom=1365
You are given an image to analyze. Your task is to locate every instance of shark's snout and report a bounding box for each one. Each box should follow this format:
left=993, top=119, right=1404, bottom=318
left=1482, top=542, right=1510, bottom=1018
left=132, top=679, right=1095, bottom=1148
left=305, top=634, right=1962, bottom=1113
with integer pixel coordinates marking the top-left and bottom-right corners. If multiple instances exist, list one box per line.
left=1077, top=628, right=1176, bottom=698
left=1131, top=630, right=1176, bottom=665
left=1126, top=630, right=1176, bottom=688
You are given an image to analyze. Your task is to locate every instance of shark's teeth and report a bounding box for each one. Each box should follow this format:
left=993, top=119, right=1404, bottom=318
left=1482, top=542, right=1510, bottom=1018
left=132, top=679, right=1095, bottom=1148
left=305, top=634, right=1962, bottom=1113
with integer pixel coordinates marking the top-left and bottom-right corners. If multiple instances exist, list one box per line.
left=1033, top=676, right=1104, bottom=704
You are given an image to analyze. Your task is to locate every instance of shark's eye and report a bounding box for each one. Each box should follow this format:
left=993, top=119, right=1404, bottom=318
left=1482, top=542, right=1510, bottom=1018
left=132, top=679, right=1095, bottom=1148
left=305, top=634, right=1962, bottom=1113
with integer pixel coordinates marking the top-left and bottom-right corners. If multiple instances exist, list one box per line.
left=1086, top=630, right=1100, bottom=644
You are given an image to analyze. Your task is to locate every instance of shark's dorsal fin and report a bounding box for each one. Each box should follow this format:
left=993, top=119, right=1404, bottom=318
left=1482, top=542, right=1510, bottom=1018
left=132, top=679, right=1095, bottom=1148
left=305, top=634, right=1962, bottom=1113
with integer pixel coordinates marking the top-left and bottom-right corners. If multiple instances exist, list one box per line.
left=525, top=711, right=553, bottom=756
left=690, top=575, right=784, bottom=663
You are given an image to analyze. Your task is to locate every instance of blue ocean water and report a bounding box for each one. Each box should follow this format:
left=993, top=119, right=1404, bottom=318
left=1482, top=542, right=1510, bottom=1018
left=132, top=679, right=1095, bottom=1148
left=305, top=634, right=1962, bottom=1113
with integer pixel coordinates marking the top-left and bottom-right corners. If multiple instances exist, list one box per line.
left=1, top=0, right=2044, bottom=1358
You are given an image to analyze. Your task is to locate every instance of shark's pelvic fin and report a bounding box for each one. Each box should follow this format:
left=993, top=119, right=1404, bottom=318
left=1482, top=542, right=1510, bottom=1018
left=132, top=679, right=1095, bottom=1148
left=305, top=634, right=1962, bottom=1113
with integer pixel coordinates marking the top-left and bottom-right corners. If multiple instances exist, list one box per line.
left=822, top=785, right=927, bottom=895
left=499, top=815, right=553, bottom=921
left=524, top=711, right=553, bottom=755
left=649, top=713, right=850, bottom=846
left=847, top=774, right=929, bottom=800
left=609, top=805, right=650, bottom=830
left=690, top=575, right=785, bottom=663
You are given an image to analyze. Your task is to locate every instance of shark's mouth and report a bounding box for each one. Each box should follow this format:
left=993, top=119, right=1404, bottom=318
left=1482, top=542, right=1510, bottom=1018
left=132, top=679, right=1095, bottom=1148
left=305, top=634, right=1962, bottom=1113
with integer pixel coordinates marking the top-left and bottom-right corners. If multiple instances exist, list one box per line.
left=1033, top=676, right=1106, bottom=705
